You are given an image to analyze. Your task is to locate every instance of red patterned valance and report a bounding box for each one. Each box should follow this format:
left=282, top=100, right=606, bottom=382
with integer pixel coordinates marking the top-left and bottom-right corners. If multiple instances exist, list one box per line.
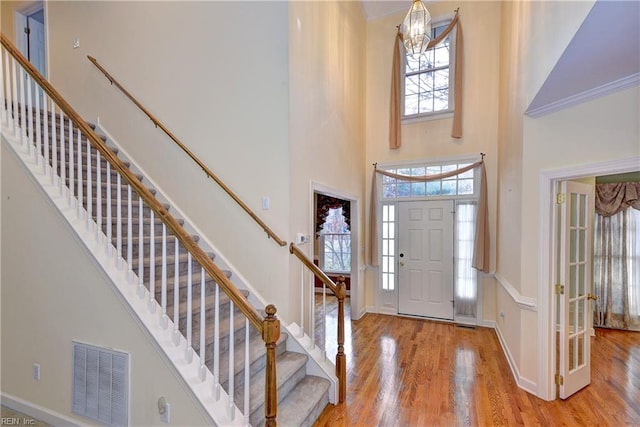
left=315, top=194, right=351, bottom=236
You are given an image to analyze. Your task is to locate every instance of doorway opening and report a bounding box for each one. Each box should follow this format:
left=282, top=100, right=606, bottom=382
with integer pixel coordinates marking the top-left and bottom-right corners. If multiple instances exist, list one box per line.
left=14, top=2, right=47, bottom=77
left=539, top=156, right=640, bottom=401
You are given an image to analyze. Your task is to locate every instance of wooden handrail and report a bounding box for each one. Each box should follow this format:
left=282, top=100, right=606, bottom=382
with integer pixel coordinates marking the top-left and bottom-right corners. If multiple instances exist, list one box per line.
left=0, top=33, right=266, bottom=332
left=86, top=55, right=287, bottom=248
left=289, top=243, right=339, bottom=295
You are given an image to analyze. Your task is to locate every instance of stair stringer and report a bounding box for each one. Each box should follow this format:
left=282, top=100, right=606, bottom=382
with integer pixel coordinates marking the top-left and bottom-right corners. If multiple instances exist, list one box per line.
left=92, top=119, right=339, bottom=404
left=2, top=128, right=245, bottom=426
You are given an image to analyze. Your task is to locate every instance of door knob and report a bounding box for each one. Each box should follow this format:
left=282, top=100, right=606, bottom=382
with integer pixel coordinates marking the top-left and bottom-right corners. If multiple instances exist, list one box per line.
left=399, top=261, right=405, bottom=267
left=587, top=293, right=598, bottom=301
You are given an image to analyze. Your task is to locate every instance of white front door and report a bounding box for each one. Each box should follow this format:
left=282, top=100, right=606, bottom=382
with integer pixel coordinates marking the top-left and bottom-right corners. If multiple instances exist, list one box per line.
left=398, top=200, right=454, bottom=319
left=558, top=180, right=594, bottom=398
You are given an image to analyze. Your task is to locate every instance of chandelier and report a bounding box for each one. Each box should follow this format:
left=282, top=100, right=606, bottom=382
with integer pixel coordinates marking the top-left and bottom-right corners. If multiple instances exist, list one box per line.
left=401, top=0, right=432, bottom=57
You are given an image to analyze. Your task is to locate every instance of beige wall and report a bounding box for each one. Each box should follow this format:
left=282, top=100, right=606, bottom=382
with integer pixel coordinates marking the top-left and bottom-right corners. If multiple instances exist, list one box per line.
left=1, top=144, right=210, bottom=426
left=288, top=0, right=367, bottom=318
left=25, top=1, right=295, bottom=321
left=364, top=1, right=502, bottom=313
left=495, top=0, right=640, bottom=393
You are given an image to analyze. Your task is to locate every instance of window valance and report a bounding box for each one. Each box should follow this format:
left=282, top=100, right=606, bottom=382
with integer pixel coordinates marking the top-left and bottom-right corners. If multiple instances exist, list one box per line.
left=595, top=182, right=640, bottom=217
left=316, top=194, right=351, bottom=236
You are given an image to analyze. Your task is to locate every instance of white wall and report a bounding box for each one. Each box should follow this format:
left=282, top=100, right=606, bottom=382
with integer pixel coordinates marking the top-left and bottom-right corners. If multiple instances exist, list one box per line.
left=1, top=142, right=210, bottom=426
left=495, top=0, right=640, bottom=395
left=34, top=1, right=294, bottom=320
left=288, top=0, right=367, bottom=319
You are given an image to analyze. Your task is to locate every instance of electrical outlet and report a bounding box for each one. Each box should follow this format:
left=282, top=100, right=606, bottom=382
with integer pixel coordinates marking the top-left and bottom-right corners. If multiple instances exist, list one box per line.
left=261, top=196, right=270, bottom=210
left=33, top=363, right=40, bottom=380
left=72, top=38, right=80, bottom=49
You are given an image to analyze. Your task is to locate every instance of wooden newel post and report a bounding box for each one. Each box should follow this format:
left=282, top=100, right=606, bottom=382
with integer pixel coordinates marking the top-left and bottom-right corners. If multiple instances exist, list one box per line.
left=336, top=276, right=347, bottom=403
left=262, top=304, right=281, bottom=426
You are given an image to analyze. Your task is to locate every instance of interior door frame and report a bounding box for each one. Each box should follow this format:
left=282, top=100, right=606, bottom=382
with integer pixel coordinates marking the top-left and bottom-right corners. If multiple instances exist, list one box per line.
left=310, top=182, right=361, bottom=320
left=538, top=156, right=640, bottom=401
left=14, top=2, right=47, bottom=74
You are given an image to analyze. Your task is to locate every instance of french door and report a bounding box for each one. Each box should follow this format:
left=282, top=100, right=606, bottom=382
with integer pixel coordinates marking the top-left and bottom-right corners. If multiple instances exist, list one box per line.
left=557, top=180, right=594, bottom=398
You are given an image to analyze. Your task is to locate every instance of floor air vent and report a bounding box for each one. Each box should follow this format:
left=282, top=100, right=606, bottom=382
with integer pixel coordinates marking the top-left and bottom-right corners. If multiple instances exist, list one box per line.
left=72, top=341, right=129, bottom=426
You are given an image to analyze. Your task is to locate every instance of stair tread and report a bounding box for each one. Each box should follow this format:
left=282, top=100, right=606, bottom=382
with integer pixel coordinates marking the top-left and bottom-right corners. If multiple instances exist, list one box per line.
left=246, top=351, right=308, bottom=414
left=274, top=376, right=331, bottom=427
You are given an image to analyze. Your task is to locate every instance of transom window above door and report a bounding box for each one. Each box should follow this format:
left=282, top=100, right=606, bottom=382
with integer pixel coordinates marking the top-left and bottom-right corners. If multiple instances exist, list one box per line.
left=381, top=161, right=476, bottom=199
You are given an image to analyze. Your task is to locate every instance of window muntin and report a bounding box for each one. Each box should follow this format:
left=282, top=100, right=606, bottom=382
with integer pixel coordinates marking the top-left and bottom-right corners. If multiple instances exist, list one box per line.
left=381, top=162, right=474, bottom=200
left=319, top=207, right=351, bottom=273
left=403, top=21, right=453, bottom=118
left=381, top=204, right=396, bottom=291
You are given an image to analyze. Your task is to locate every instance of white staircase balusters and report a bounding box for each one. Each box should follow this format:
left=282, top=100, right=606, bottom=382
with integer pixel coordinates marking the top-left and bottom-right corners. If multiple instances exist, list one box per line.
left=77, top=129, right=83, bottom=219
left=105, top=162, right=112, bottom=253
left=173, top=238, right=181, bottom=346
left=137, top=195, right=145, bottom=298
left=68, top=118, right=74, bottom=207
left=244, top=318, right=250, bottom=426
left=127, top=185, right=133, bottom=277
left=42, top=95, right=49, bottom=176
left=86, top=137, right=92, bottom=230
left=116, top=174, right=123, bottom=268
left=10, top=54, right=18, bottom=135
left=26, top=75, right=33, bottom=156
left=59, top=113, right=65, bottom=197
left=228, top=299, right=235, bottom=421
left=50, top=104, right=57, bottom=186
left=199, top=266, right=207, bottom=381
left=95, top=150, right=102, bottom=243
left=34, top=85, right=41, bottom=167
left=148, top=210, right=156, bottom=312
left=213, top=284, right=221, bottom=400
left=161, top=224, right=168, bottom=329
left=18, top=64, right=26, bottom=147
left=185, top=252, right=193, bottom=363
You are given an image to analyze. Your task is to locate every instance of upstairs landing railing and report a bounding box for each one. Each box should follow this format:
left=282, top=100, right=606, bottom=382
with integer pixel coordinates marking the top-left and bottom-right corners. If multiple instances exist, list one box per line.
left=87, top=55, right=347, bottom=403
left=1, top=33, right=280, bottom=425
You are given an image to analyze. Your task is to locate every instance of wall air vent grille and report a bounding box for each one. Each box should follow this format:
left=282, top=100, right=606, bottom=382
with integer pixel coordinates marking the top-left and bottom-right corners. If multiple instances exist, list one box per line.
left=72, top=341, right=129, bottom=426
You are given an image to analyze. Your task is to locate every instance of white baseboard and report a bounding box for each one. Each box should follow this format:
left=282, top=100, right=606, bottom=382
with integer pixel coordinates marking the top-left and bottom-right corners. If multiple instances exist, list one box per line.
left=494, top=324, right=538, bottom=395
left=1, top=393, right=84, bottom=426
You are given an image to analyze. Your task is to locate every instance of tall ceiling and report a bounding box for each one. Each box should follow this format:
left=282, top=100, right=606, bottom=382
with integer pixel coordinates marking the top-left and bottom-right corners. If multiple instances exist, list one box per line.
left=360, top=0, right=408, bottom=21
left=361, top=0, right=640, bottom=117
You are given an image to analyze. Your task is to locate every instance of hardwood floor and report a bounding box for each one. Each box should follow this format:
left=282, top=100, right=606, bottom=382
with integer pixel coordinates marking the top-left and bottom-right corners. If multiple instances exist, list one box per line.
left=313, top=313, right=640, bottom=426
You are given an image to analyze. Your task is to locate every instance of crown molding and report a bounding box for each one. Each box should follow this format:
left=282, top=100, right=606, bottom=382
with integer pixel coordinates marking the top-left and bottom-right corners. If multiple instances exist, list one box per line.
left=526, top=73, right=640, bottom=118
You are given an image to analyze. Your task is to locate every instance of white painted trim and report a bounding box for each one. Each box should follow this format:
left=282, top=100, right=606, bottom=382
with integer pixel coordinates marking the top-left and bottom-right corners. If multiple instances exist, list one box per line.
left=494, top=273, right=537, bottom=311
left=494, top=324, right=538, bottom=396
left=1, top=393, right=84, bottom=427
left=537, top=156, right=640, bottom=402
left=526, top=73, right=640, bottom=118
left=310, top=181, right=361, bottom=320
left=479, top=319, right=496, bottom=329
